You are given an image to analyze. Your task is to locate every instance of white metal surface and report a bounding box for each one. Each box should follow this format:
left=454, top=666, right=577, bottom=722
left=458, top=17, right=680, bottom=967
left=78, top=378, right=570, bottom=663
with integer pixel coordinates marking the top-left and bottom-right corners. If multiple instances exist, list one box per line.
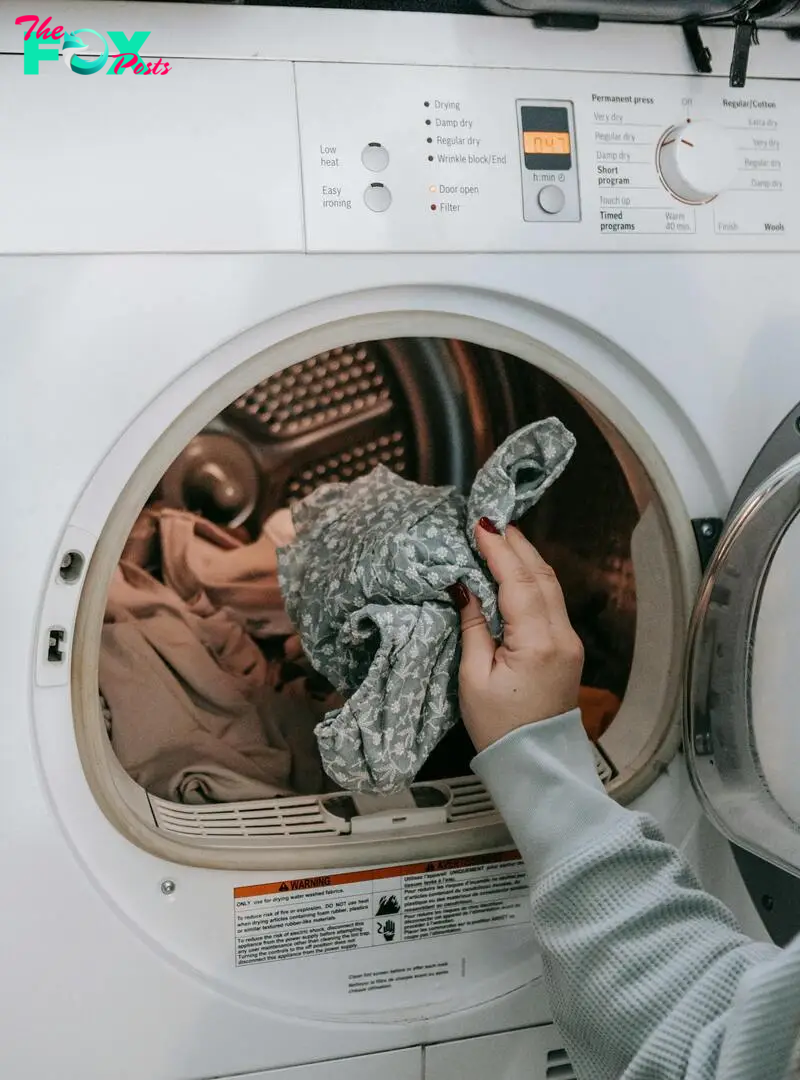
left=1, top=6, right=798, bottom=1079
left=425, top=1026, right=575, bottom=1080
left=217, top=1048, right=422, bottom=1080
left=0, top=56, right=304, bottom=253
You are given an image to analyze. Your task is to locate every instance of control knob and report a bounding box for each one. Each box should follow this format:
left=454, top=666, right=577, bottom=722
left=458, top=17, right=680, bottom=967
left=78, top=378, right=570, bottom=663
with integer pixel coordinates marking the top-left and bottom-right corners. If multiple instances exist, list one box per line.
left=656, top=121, right=737, bottom=204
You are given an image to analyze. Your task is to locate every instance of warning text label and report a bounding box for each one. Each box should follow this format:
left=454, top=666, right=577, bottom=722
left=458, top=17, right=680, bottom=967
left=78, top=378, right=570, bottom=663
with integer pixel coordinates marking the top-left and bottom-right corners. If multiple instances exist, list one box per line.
left=234, top=850, right=528, bottom=968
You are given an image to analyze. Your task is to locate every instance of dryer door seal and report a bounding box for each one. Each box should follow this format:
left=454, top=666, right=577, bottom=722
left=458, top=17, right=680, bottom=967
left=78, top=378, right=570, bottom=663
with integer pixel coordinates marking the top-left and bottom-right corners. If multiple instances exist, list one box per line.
left=685, top=404, right=800, bottom=879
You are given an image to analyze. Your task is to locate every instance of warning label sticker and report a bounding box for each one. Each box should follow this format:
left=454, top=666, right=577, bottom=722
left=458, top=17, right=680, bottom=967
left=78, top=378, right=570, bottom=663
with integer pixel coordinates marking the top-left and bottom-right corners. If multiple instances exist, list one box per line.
left=233, top=850, right=528, bottom=968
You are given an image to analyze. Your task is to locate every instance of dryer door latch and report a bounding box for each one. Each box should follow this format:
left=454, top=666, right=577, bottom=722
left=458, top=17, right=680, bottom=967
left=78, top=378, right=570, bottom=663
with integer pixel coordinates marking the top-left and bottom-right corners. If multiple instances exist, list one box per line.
left=692, top=518, right=724, bottom=572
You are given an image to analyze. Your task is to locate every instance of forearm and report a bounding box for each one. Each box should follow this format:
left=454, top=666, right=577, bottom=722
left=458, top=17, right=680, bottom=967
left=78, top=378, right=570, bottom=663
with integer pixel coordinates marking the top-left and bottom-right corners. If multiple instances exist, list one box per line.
left=472, top=712, right=787, bottom=1080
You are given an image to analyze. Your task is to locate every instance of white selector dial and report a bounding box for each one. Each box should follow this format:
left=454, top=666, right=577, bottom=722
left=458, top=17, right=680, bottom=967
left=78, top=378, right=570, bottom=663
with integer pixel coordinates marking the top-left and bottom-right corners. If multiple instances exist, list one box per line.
left=657, top=121, right=738, bottom=204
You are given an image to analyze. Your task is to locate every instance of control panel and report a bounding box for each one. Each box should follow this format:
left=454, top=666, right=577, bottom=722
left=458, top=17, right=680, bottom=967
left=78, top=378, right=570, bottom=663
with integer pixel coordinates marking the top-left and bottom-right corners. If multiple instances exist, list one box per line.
left=294, top=63, right=800, bottom=252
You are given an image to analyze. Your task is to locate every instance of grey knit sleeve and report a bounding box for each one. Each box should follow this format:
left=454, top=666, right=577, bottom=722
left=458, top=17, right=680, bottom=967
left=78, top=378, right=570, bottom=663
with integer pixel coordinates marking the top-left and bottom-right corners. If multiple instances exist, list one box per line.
left=472, top=713, right=799, bottom=1080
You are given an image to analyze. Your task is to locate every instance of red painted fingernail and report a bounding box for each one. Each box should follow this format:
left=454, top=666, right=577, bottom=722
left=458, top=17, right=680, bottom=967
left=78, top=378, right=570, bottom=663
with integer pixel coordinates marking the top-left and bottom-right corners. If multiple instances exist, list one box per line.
left=447, top=582, right=470, bottom=610
left=478, top=517, right=500, bottom=535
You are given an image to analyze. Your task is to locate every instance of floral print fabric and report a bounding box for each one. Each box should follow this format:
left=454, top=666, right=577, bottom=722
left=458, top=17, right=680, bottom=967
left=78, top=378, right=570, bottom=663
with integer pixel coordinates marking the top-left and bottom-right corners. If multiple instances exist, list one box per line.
left=277, top=418, right=576, bottom=794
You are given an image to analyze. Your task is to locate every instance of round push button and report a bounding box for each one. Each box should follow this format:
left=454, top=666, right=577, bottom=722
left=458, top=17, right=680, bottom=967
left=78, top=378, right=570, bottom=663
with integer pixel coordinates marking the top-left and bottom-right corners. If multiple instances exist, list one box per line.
left=537, top=184, right=566, bottom=215
left=361, top=143, right=389, bottom=172
left=364, top=183, right=392, bottom=213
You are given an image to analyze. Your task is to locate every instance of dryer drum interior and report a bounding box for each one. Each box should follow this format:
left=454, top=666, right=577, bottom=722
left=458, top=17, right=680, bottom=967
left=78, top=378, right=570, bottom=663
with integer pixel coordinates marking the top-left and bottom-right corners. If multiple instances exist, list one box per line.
left=92, top=337, right=685, bottom=865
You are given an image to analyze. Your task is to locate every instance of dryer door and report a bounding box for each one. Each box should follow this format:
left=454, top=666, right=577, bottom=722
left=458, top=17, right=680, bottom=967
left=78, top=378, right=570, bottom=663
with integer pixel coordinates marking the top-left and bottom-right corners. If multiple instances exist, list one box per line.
left=686, top=406, right=800, bottom=878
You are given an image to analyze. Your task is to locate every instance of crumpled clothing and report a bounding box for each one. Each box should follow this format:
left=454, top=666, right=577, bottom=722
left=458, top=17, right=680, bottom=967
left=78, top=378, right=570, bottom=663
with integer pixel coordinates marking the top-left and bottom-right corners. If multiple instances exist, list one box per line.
left=278, top=418, right=576, bottom=794
left=101, top=551, right=324, bottom=804
left=124, top=506, right=295, bottom=637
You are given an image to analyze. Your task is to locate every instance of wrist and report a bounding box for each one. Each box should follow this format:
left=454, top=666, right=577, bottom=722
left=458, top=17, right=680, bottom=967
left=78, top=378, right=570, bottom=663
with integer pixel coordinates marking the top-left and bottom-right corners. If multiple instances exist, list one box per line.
left=465, top=701, right=580, bottom=753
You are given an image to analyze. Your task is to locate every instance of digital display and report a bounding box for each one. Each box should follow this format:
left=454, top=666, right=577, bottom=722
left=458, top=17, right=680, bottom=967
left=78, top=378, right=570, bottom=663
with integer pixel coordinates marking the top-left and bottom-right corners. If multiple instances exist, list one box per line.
left=521, top=105, right=572, bottom=171
left=523, top=131, right=571, bottom=156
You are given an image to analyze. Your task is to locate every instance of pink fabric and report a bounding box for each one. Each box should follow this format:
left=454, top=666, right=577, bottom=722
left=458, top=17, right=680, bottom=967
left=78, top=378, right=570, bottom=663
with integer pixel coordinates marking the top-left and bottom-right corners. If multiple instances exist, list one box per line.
left=100, top=510, right=322, bottom=804
left=158, top=509, right=295, bottom=636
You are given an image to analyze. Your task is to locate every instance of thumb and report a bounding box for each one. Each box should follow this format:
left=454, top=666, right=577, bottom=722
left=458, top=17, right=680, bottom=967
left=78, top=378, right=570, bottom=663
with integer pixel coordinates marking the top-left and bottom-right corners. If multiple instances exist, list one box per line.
left=449, top=584, right=494, bottom=678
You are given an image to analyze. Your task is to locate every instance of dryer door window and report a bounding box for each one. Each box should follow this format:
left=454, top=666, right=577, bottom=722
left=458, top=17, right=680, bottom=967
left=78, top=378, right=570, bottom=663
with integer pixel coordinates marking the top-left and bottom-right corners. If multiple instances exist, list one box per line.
left=685, top=406, right=800, bottom=879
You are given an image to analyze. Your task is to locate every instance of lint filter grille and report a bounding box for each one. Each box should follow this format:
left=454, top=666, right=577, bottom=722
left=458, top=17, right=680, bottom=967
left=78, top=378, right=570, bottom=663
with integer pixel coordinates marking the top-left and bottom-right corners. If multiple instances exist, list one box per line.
left=148, top=756, right=611, bottom=841
left=546, top=1047, right=577, bottom=1080
left=149, top=777, right=496, bottom=840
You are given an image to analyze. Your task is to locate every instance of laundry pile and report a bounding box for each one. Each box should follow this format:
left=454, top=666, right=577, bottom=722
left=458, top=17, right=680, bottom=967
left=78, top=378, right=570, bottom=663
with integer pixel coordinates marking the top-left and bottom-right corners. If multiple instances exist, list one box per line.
left=99, top=507, right=337, bottom=804
left=102, top=419, right=623, bottom=804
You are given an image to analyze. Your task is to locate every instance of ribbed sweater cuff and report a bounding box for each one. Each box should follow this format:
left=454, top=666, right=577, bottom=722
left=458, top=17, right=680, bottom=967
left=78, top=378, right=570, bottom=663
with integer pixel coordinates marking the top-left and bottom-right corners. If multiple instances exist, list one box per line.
left=471, top=709, right=630, bottom=880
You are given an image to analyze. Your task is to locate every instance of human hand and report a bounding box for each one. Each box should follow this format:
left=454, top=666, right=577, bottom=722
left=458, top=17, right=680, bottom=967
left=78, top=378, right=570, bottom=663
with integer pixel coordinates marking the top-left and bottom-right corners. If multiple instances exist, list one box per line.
left=449, top=520, right=584, bottom=752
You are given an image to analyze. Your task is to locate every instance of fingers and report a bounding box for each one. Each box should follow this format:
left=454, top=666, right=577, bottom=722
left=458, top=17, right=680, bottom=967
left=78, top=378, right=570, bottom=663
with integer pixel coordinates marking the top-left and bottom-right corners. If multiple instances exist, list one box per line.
left=502, top=522, right=548, bottom=570
left=474, top=519, right=525, bottom=590
left=474, top=521, right=553, bottom=627
left=475, top=520, right=573, bottom=641
left=504, top=524, right=571, bottom=623
left=449, top=584, right=494, bottom=679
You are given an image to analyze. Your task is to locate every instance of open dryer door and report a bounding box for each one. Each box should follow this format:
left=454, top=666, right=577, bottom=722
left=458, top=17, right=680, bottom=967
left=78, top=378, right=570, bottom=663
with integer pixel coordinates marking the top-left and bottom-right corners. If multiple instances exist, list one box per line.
left=686, top=405, right=800, bottom=880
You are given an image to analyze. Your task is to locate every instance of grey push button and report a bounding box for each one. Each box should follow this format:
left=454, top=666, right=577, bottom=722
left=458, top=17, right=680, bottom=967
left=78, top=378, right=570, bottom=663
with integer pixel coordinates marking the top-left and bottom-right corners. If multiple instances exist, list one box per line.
left=537, top=184, right=566, bottom=215
left=364, top=183, right=392, bottom=213
left=361, top=143, right=389, bottom=172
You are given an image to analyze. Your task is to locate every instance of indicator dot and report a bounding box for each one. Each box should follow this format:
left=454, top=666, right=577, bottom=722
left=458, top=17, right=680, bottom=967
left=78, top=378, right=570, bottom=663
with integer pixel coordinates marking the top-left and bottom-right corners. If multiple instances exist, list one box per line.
left=427, top=137, right=432, bottom=144
left=424, top=100, right=430, bottom=107
left=425, top=119, right=431, bottom=126
left=427, top=155, right=433, bottom=161
left=429, top=185, right=437, bottom=192
left=430, top=203, right=437, bottom=211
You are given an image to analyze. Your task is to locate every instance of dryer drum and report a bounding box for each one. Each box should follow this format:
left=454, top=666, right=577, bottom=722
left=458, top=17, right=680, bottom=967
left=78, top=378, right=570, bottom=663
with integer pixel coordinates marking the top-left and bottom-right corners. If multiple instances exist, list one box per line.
left=96, top=336, right=684, bottom=862
left=159, top=337, right=505, bottom=524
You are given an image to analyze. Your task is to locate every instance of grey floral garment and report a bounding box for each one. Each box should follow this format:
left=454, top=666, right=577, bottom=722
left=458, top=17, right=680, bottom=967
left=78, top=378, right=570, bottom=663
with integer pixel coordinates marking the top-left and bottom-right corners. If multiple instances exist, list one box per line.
left=277, top=418, right=576, bottom=794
